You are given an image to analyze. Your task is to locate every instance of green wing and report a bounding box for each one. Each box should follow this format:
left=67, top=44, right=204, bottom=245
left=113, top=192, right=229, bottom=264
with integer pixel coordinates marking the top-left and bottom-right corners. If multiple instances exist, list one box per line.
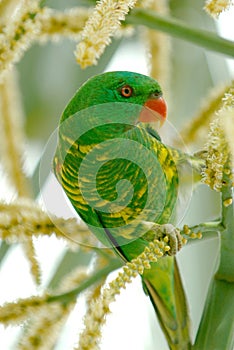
left=54, top=123, right=191, bottom=349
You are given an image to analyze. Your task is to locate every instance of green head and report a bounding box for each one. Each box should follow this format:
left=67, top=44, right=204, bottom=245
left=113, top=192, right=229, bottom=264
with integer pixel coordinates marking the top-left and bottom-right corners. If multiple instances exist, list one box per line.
left=55, top=71, right=167, bottom=172
left=61, top=71, right=167, bottom=125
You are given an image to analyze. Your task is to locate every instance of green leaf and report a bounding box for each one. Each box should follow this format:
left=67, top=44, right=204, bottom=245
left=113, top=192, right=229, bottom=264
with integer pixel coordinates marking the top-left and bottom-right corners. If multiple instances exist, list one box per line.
left=193, top=278, right=234, bottom=349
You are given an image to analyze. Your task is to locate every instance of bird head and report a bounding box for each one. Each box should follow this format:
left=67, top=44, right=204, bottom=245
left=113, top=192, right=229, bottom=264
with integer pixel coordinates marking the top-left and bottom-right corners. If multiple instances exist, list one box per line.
left=61, top=71, right=167, bottom=128
left=55, top=72, right=167, bottom=189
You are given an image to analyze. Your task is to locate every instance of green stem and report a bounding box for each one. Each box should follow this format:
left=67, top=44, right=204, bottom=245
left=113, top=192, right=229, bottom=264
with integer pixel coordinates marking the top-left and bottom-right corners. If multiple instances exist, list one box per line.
left=193, top=277, right=234, bottom=350
left=189, top=220, right=223, bottom=232
left=193, top=167, right=234, bottom=349
left=182, top=221, right=223, bottom=244
left=0, top=242, right=10, bottom=263
left=216, top=170, right=234, bottom=281
left=47, top=258, right=122, bottom=304
left=127, top=9, right=234, bottom=58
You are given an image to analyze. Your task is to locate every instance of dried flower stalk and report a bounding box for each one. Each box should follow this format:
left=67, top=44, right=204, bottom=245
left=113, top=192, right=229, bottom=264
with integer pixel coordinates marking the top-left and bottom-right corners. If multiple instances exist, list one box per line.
left=0, top=5, right=134, bottom=72
left=0, top=69, right=40, bottom=282
left=84, top=255, right=110, bottom=322
left=38, top=7, right=91, bottom=42
left=75, top=0, right=137, bottom=68
left=0, top=295, right=48, bottom=326
left=0, top=0, right=42, bottom=79
left=0, top=70, right=30, bottom=197
left=201, top=85, right=234, bottom=190
left=0, top=0, right=22, bottom=24
left=0, top=268, right=89, bottom=348
left=201, top=117, right=229, bottom=191
left=222, top=84, right=234, bottom=109
left=75, top=237, right=171, bottom=350
left=0, top=199, right=99, bottom=248
left=178, top=82, right=233, bottom=147
left=221, top=109, right=234, bottom=174
left=17, top=268, right=88, bottom=350
left=204, top=0, right=233, bottom=17
left=17, top=303, right=71, bottom=350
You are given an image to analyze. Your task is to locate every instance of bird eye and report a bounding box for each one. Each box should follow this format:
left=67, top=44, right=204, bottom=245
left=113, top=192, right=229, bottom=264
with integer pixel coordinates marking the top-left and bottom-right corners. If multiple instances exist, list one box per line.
left=151, top=91, right=162, bottom=98
left=121, top=85, right=133, bottom=98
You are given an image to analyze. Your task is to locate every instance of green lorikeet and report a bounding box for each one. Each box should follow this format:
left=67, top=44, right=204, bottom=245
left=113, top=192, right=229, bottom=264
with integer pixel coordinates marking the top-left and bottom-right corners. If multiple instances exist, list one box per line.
left=53, top=71, right=201, bottom=349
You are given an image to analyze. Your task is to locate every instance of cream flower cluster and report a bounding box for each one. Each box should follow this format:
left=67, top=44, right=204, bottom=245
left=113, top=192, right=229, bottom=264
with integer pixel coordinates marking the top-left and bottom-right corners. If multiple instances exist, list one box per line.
left=76, top=237, right=171, bottom=350
left=75, top=0, right=137, bottom=68
left=0, top=198, right=99, bottom=248
left=202, top=86, right=234, bottom=191
left=204, top=0, right=233, bottom=17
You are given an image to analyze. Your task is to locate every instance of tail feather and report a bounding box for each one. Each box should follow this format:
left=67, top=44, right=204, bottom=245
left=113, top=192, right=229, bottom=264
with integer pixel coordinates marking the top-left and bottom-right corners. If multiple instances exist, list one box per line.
left=143, top=259, right=191, bottom=350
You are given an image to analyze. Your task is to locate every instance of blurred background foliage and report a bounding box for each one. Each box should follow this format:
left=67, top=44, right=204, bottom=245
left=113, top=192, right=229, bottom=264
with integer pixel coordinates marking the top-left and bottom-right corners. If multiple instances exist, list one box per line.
left=0, top=0, right=233, bottom=349
left=18, top=0, right=231, bottom=139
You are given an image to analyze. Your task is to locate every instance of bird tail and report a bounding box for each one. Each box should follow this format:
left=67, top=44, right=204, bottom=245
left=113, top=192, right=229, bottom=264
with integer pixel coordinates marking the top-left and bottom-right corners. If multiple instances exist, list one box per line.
left=142, top=258, right=191, bottom=350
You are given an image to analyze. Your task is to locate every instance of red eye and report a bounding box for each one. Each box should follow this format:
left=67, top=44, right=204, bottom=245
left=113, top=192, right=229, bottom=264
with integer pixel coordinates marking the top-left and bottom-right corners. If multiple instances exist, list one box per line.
left=121, top=85, right=133, bottom=97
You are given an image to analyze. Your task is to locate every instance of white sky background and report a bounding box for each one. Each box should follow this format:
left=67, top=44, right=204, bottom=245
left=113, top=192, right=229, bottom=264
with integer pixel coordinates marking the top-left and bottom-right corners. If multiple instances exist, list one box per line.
left=0, top=7, right=234, bottom=350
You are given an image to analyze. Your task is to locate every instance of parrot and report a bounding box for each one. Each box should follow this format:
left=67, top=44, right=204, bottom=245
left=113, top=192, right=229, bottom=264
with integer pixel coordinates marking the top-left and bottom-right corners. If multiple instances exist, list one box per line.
left=53, top=71, right=202, bottom=349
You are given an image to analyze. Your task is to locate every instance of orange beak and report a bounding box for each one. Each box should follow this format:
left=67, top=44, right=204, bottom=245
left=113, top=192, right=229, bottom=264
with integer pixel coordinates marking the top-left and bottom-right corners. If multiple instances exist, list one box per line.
left=139, top=96, right=167, bottom=127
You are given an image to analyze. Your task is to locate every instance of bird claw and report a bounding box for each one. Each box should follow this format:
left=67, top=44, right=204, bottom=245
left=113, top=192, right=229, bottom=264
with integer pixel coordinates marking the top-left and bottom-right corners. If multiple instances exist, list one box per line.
left=148, top=223, right=183, bottom=256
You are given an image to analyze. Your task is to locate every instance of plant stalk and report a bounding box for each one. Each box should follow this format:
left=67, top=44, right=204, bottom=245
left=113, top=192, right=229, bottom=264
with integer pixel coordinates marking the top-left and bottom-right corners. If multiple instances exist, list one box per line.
left=127, top=9, right=234, bottom=58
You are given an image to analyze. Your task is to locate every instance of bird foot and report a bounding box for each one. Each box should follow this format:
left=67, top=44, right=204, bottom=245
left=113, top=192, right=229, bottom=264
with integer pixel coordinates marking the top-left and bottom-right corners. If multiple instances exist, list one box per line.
left=146, top=223, right=183, bottom=256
